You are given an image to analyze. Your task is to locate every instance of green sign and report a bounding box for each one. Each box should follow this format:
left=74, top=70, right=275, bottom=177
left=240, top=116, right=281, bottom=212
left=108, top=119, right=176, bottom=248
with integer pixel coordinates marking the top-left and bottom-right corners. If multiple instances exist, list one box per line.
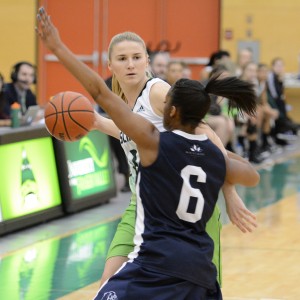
left=0, top=137, right=61, bottom=220
left=64, top=131, right=115, bottom=200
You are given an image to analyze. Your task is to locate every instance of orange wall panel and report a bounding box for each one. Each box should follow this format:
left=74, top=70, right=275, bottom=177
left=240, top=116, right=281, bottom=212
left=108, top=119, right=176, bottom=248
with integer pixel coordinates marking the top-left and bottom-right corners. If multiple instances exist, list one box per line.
left=46, top=0, right=95, bottom=53
left=163, top=0, right=220, bottom=79
left=106, top=0, right=159, bottom=40
left=165, top=0, right=220, bottom=57
left=38, top=0, right=96, bottom=104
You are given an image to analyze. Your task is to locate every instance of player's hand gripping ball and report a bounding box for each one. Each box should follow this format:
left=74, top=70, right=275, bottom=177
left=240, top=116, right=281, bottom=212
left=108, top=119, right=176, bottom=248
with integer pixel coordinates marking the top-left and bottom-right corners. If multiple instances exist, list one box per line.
left=44, top=91, right=95, bottom=141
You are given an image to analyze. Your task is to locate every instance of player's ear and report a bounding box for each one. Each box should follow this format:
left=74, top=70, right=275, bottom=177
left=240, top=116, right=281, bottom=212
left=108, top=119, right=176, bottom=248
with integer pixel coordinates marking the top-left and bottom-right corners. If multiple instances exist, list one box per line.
left=170, top=106, right=176, bottom=117
left=107, top=60, right=112, bottom=71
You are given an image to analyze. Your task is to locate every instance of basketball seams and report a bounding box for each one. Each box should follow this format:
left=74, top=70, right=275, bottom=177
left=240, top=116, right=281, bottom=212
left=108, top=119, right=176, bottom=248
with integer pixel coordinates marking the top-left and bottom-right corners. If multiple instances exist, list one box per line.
left=67, top=109, right=94, bottom=113
left=67, top=95, right=94, bottom=137
left=61, top=92, right=71, bottom=141
left=68, top=95, right=94, bottom=113
left=44, top=110, right=93, bottom=117
left=68, top=95, right=83, bottom=106
left=48, top=101, right=58, bottom=134
left=68, top=111, right=94, bottom=132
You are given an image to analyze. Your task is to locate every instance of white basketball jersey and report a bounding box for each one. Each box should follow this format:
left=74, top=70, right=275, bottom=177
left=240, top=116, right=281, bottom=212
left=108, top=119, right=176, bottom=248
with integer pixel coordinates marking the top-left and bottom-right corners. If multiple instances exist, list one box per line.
left=120, top=78, right=166, bottom=199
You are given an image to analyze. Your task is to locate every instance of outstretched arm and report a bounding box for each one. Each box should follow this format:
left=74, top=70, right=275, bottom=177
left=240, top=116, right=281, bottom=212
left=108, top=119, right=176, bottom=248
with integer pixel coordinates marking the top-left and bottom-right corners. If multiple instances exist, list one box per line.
left=222, top=182, right=257, bottom=233
left=222, top=147, right=260, bottom=232
left=36, top=7, right=159, bottom=165
left=197, top=123, right=259, bottom=232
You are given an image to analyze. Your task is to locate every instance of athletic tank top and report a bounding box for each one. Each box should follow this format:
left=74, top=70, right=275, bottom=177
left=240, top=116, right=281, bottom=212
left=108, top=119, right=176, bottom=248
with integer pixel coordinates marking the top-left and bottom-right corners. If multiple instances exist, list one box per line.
left=128, top=130, right=226, bottom=289
left=120, top=78, right=166, bottom=201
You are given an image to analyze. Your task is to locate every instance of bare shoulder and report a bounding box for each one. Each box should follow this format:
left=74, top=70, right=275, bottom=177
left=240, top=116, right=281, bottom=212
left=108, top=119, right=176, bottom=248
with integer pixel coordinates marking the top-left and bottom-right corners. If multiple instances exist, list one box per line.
left=150, top=80, right=170, bottom=96
left=149, top=80, right=170, bottom=116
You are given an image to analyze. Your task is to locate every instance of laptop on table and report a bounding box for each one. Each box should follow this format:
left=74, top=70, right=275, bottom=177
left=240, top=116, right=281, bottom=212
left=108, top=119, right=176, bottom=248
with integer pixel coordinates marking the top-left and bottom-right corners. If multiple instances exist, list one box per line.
left=20, top=105, right=41, bottom=126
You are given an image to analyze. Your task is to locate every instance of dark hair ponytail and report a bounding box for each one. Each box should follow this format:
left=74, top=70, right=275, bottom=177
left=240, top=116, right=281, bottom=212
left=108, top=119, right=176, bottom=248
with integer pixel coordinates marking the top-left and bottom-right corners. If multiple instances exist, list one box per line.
left=205, top=72, right=257, bottom=117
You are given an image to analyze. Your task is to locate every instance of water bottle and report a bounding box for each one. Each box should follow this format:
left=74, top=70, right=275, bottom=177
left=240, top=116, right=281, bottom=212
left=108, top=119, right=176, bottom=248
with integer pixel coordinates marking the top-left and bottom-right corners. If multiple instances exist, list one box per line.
left=11, top=102, right=21, bottom=128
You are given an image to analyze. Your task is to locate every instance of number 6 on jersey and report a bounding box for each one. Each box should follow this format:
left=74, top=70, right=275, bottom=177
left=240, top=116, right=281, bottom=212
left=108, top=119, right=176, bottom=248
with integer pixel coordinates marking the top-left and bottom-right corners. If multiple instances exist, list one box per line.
left=176, top=166, right=206, bottom=223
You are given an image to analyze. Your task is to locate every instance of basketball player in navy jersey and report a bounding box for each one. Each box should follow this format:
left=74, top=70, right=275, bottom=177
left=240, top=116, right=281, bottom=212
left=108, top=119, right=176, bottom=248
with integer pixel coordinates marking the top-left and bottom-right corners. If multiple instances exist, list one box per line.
left=37, top=8, right=260, bottom=298
left=93, top=75, right=259, bottom=299
left=99, top=75, right=258, bottom=297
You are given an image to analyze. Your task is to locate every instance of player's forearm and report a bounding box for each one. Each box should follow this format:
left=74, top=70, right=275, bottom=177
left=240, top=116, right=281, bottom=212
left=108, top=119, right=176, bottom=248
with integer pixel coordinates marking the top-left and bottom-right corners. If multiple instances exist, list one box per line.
left=92, top=112, right=120, bottom=139
left=222, top=181, right=237, bottom=201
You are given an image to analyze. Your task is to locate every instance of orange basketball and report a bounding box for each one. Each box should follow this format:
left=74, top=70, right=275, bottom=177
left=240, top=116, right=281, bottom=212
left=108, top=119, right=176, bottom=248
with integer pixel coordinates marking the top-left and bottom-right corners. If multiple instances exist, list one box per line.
left=44, top=91, right=95, bottom=142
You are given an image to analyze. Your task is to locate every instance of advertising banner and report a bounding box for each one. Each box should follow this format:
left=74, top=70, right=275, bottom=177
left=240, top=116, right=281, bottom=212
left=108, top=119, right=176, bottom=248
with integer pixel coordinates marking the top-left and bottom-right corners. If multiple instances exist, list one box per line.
left=0, top=137, right=61, bottom=221
left=64, top=131, right=115, bottom=200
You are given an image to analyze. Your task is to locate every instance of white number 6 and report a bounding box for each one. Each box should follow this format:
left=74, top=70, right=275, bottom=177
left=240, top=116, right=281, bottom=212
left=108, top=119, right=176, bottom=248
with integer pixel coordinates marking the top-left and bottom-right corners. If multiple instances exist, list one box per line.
left=176, top=165, right=206, bottom=223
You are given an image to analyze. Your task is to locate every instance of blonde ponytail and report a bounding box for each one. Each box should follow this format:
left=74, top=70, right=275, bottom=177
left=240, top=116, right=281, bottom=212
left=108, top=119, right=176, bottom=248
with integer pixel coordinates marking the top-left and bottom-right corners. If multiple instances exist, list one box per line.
left=111, top=74, right=127, bottom=103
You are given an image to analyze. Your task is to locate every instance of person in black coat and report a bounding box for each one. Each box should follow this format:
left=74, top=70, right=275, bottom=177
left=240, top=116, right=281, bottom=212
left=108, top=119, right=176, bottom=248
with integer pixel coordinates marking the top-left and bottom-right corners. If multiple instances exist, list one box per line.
left=3, top=61, right=37, bottom=116
left=0, top=73, right=10, bottom=121
left=267, top=57, right=299, bottom=140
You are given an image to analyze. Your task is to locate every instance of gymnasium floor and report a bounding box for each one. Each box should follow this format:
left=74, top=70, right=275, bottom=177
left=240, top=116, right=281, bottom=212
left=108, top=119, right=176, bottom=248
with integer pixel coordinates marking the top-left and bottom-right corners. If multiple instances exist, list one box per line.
left=1, top=142, right=300, bottom=300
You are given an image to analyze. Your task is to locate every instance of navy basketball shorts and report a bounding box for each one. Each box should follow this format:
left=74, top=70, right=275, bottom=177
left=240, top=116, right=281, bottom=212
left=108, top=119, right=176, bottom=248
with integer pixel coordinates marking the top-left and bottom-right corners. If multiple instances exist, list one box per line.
left=94, top=261, right=222, bottom=300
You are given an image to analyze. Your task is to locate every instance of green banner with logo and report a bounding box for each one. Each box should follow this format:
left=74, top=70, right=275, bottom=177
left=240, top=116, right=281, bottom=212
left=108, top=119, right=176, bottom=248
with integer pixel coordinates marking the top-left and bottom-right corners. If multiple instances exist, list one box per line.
left=64, top=131, right=115, bottom=200
left=0, top=137, right=61, bottom=221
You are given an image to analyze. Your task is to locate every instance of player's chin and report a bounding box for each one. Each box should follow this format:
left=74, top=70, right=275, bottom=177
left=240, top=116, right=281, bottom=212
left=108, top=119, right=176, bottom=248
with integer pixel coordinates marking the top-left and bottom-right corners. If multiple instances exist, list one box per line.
left=127, top=73, right=145, bottom=81
left=124, top=75, right=138, bottom=82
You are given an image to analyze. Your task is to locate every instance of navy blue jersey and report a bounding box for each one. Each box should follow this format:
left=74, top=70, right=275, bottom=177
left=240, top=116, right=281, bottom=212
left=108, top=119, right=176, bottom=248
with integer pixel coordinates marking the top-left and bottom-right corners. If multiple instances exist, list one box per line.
left=128, top=130, right=226, bottom=290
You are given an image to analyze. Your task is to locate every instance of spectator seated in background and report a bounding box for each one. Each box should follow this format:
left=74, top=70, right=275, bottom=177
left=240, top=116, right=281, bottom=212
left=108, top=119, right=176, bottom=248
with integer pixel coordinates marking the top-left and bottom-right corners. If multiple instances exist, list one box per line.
left=148, top=51, right=170, bottom=81
left=200, top=50, right=232, bottom=81
left=238, top=62, right=266, bottom=163
left=3, top=61, right=37, bottom=117
left=267, top=57, right=299, bottom=145
left=256, top=63, right=279, bottom=153
left=235, top=48, right=253, bottom=77
left=165, top=61, right=184, bottom=86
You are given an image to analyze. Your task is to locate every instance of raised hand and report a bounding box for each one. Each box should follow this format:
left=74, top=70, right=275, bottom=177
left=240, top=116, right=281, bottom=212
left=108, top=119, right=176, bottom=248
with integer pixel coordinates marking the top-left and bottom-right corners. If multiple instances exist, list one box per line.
left=36, top=7, right=62, bottom=52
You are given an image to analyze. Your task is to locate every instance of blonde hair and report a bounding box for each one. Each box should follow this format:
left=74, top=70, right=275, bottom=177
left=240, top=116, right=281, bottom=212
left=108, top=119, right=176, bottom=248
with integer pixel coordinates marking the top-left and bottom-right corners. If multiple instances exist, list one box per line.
left=108, top=31, right=150, bottom=102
